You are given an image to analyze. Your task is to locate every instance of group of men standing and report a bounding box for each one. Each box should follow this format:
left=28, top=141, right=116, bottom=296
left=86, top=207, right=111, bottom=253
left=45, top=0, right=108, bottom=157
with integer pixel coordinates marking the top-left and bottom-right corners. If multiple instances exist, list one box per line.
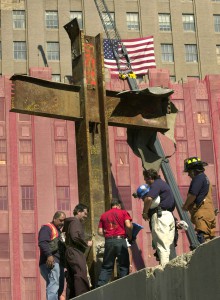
left=137, top=156, right=216, bottom=267
left=38, top=204, right=92, bottom=300
left=38, top=156, right=216, bottom=299
left=38, top=199, right=133, bottom=300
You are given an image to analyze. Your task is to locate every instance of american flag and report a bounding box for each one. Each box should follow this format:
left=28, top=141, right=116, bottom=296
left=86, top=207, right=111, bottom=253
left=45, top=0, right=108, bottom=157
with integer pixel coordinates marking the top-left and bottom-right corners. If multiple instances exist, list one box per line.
left=103, top=36, right=156, bottom=75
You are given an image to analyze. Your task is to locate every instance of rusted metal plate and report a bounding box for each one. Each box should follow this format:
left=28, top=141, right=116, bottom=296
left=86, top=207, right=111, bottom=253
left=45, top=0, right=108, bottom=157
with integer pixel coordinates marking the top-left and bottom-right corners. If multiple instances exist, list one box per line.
left=106, top=87, right=174, bottom=131
left=10, top=75, right=82, bottom=121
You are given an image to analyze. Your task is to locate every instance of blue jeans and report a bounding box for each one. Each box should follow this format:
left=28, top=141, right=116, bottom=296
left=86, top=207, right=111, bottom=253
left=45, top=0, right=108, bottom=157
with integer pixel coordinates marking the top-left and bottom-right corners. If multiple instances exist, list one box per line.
left=40, top=263, right=64, bottom=300
left=97, top=238, right=129, bottom=287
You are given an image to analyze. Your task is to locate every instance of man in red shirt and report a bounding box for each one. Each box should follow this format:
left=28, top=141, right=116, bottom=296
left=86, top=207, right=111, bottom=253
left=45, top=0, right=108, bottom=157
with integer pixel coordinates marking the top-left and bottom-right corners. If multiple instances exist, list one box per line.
left=97, top=199, right=133, bottom=287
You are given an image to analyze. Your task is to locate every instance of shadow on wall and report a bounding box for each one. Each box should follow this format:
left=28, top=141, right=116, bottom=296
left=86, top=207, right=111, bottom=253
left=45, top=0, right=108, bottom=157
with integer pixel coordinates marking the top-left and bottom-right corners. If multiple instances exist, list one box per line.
left=131, top=242, right=146, bottom=271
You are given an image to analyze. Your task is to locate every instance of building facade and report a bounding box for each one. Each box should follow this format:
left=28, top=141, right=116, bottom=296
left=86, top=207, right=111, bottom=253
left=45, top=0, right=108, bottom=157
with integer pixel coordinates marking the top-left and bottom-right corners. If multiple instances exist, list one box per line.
left=0, top=0, right=219, bottom=299
left=1, top=0, right=220, bottom=81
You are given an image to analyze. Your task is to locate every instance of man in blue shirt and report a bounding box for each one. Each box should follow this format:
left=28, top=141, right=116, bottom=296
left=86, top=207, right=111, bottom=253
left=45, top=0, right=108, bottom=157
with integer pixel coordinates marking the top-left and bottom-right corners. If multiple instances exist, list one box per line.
left=140, top=169, right=176, bottom=267
left=182, top=157, right=216, bottom=243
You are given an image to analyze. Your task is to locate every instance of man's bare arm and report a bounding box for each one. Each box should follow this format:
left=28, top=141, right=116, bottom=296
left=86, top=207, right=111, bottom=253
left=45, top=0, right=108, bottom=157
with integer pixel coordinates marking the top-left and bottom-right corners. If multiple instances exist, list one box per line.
left=98, top=227, right=104, bottom=236
left=125, top=220, right=133, bottom=241
left=182, top=193, right=196, bottom=211
left=142, top=196, right=153, bottom=220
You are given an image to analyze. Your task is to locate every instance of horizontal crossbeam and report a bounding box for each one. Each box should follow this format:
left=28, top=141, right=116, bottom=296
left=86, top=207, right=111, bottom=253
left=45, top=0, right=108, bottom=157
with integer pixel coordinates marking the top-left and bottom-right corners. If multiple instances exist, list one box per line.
left=10, top=75, right=82, bottom=121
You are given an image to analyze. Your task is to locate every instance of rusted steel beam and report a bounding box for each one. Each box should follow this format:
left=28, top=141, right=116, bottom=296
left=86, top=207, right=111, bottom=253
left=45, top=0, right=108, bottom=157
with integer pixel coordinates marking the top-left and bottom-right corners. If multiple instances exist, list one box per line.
left=64, top=19, right=112, bottom=283
left=10, top=75, right=82, bottom=121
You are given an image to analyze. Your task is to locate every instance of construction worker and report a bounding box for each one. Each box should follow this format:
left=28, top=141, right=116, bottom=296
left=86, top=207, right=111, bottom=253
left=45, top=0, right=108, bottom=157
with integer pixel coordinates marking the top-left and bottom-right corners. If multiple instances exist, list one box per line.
left=38, top=211, right=66, bottom=300
left=182, top=157, right=216, bottom=243
left=139, top=169, right=176, bottom=267
left=97, top=198, right=133, bottom=287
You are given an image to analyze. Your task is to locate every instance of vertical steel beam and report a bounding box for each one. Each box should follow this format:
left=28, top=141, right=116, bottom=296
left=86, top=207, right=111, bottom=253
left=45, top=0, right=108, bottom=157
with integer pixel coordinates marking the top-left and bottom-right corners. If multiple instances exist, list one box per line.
left=64, top=19, right=112, bottom=282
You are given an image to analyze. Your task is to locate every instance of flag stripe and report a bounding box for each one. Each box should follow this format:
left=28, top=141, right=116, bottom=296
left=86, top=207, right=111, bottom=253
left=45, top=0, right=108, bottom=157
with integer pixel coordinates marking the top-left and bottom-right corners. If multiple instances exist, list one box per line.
left=103, top=36, right=156, bottom=75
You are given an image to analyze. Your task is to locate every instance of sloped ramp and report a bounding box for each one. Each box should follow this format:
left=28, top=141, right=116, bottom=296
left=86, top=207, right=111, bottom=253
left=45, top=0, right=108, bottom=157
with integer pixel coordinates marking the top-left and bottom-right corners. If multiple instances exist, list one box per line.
left=72, top=237, right=220, bottom=300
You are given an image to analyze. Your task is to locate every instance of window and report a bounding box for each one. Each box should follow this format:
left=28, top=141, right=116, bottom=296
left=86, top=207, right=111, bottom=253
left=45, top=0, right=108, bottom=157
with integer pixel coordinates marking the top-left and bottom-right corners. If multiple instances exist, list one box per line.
left=174, top=100, right=186, bottom=124
left=0, top=278, right=11, bottom=299
left=161, top=44, right=174, bottom=62
left=170, top=76, right=176, bottom=83
left=185, top=44, right=198, bottom=62
left=212, top=186, right=218, bottom=210
left=102, top=12, right=115, bottom=30
left=216, top=45, right=220, bottom=63
left=158, top=14, right=171, bottom=31
left=19, top=140, right=32, bottom=165
left=12, top=10, right=25, bottom=29
left=176, top=141, right=188, bottom=173
left=47, top=42, right=60, bottom=61
left=0, top=234, right=9, bottom=258
left=0, top=187, right=8, bottom=210
left=21, top=186, right=34, bottom=210
left=0, top=140, right=6, bottom=165
left=23, top=234, right=36, bottom=259
left=214, top=15, right=220, bottom=32
left=197, top=100, right=210, bottom=124
left=116, top=141, right=129, bottom=165
left=200, top=140, right=214, bottom=164
left=117, top=186, right=132, bottom=210
left=19, top=113, right=31, bottom=121
left=13, top=41, right=26, bottom=60
left=55, top=140, right=68, bottom=165
left=0, top=99, right=4, bottom=121
left=57, top=187, right=70, bottom=211
left=24, top=278, right=37, bottom=299
left=70, top=11, right=83, bottom=29
left=182, top=14, right=195, bottom=31
left=45, top=11, right=58, bottom=29
left=187, top=76, right=200, bottom=80
left=126, top=13, right=139, bottom=31
left=52, top=74, right=61, bottom=82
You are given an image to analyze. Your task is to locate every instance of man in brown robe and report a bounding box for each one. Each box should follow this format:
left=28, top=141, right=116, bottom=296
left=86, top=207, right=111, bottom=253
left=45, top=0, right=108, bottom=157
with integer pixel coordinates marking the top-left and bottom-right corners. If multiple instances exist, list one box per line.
left=64, top=204, right=92, bottom=299
left=182, top=157, right=216, bottom=243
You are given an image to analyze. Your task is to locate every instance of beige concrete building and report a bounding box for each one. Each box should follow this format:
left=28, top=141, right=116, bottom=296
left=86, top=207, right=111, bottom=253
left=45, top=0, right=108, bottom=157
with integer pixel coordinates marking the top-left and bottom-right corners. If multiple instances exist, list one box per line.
left=0, top=0, right=220, bottom=82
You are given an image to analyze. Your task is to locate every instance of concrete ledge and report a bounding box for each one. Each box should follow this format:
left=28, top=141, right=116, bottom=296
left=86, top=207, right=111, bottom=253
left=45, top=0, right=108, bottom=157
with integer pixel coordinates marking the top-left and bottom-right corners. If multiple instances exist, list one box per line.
left=74, top=237, right=220, bottom=300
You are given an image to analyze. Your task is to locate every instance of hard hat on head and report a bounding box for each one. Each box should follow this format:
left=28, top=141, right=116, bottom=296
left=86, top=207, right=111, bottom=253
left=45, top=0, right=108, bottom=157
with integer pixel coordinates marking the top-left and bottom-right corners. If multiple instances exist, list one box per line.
left=135, top=184, right=160, bottom=209
left=136, top=184, right=150, bottom=199
left=184, top=156, right=208, bottom=172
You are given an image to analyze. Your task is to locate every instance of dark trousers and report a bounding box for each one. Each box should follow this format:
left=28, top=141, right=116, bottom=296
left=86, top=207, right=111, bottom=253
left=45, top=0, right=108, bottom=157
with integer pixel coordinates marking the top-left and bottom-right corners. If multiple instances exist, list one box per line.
left=65, top=247, right=90, bottom=299
left=97, top=238, right=129, bottom=287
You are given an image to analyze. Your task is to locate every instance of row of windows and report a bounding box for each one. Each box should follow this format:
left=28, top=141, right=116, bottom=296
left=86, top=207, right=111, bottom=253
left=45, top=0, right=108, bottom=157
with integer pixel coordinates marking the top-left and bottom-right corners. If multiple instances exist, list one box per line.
left=0, top=41, right=219, bottom=64
left=0, top=233, right=36, bottom=259
left=159, top=14, right=195, bottom=32
left=0, top=139, right=68, bottom=165
left=0, top=277, right=36, bottom=299
left=10, top=9, right=220, bottom=33
left=3, top=41, right=60, bottom=61
left=159, top=13, right=220, bottom=32
left=10, top=10, right=139, bottom=31
left=162, top=44, right=198, bottom=62
left=161, top=44, right=220, bottom=63
left=11, top=10, right=83, bottom=30
left=175, top=100, right=212, bottom=124
left=0, top=186, right=70, bottom=211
